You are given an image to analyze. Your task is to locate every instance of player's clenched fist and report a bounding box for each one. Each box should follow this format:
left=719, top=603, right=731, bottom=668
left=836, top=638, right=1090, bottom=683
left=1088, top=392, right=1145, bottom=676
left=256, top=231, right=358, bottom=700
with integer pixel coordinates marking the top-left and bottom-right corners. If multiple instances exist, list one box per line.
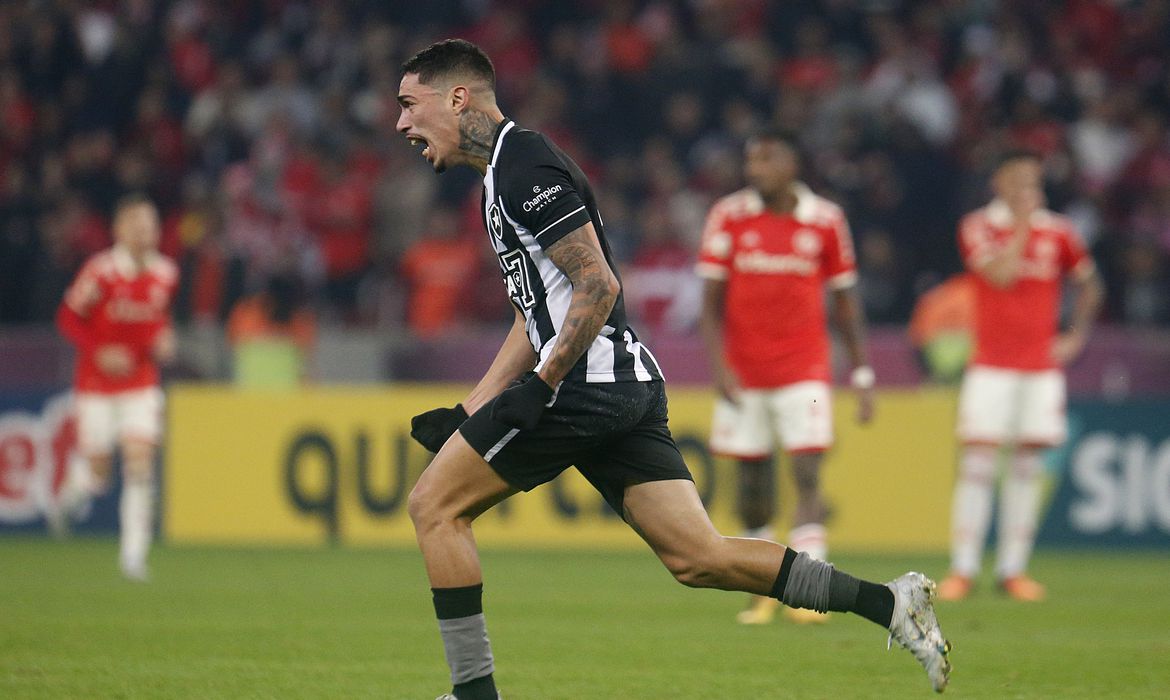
left=410, top=404, right=468, bottom=453
left=491, top=375, right=555, bottom=430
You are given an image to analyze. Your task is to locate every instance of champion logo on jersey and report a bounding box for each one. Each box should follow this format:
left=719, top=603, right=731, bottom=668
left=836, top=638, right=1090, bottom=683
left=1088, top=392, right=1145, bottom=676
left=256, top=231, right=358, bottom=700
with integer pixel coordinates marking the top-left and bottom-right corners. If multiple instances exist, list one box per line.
left=522, top=184, right=564, bottom=212
left=488, top=203, right=504, bottom=239
left=742, top=230, right=760, bottom=247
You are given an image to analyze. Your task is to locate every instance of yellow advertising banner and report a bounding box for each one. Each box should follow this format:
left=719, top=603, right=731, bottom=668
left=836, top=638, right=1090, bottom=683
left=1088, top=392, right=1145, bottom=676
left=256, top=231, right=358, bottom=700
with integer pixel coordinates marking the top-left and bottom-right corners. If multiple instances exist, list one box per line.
left=165, top=384, right=958, bottom=551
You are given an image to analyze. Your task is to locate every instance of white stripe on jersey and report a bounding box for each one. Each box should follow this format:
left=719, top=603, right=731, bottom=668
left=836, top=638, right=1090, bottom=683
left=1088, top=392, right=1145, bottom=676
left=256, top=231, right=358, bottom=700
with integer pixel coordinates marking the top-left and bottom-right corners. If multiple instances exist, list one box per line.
left=585, top=325, right=617, bottom=383
left=624, top=330, right=653, bottom=381
left=535, top=205, right=586, bottom=238
left=490, top=121, right=516, bottom=167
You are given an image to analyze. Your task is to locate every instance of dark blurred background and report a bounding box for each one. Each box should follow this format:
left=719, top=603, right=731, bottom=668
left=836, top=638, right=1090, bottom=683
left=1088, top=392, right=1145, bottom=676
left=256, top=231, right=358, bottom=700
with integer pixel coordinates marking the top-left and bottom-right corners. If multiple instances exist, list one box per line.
left=2, top=0, right=1169, bottom=388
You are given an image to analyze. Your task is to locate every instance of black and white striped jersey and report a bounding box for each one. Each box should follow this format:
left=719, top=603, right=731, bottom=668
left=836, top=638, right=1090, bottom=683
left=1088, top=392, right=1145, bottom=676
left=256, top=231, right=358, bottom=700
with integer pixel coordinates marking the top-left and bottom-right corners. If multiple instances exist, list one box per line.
left=481, top=119, right=662, bottom=384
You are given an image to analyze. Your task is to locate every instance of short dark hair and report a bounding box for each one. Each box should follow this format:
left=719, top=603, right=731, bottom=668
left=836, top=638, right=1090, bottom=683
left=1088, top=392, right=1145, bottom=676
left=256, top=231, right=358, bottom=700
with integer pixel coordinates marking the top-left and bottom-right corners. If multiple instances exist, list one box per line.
left=995, top=148, right=1041, bottom=171
left=746, top=127, right=804, bottom=170
left=113, top=191, right=155, bottom=214
left=747, top=127, right=800, bottom=151
left=401, top=39, right=495, bottom=90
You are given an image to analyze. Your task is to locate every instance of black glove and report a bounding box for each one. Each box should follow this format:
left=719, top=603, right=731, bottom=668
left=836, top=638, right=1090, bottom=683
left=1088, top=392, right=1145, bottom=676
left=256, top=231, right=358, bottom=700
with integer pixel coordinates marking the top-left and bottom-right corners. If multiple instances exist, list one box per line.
left=410, top=404, right=468, bottom=452
left=491, top=375, right=555, bottom=430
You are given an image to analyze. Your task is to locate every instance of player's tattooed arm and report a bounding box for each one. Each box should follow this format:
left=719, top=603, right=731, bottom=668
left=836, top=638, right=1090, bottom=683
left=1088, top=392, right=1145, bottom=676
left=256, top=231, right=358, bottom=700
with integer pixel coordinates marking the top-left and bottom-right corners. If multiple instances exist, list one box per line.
left=459, top=109, right=497, bottom=163
left=541, top=223, right=620, bottom=386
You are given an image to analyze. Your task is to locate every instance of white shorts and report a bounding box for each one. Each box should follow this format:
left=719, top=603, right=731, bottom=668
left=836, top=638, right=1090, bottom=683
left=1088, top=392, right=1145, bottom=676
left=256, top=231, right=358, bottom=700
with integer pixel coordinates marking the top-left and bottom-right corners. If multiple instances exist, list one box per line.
left=75, top=387, right=165, bottom=455
left=957, top=365, right=1066, bottom=447
left=709, top=381, right=833, bottom=458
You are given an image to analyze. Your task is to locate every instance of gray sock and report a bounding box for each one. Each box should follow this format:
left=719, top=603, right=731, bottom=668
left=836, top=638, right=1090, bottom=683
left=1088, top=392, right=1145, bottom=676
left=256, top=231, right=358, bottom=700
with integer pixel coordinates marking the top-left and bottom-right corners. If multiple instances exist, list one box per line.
left=438, top=613, right=495, bottom=685
left=779, top=552, right=834, bottom=613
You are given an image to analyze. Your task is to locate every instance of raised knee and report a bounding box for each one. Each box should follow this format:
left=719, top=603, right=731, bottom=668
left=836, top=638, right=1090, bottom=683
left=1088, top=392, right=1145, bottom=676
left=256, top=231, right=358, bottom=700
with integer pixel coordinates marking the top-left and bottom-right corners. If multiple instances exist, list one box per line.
left=407, top=483, right=434, bottom=530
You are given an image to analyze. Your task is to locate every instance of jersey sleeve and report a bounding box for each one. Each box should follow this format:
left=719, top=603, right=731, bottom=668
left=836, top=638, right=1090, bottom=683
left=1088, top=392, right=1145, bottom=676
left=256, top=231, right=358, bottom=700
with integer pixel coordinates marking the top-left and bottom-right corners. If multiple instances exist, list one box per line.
left=499, top=138, right=592, bottom=249
left=958, top=212, right=996, bottom=273
left=822, top=208, right=858, bottom=290
left=696, top=202, right=735, bottom=280
left=63, top=257, right=106, bottom=316
left=1058, top=221, right=1095, bottom=280
left=56, top=257, right=106, bottom=350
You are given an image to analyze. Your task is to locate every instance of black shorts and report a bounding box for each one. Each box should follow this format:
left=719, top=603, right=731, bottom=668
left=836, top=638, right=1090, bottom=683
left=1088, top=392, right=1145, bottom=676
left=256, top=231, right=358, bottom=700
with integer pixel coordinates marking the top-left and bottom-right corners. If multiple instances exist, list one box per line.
left=459, top=375, right=693, bottom=516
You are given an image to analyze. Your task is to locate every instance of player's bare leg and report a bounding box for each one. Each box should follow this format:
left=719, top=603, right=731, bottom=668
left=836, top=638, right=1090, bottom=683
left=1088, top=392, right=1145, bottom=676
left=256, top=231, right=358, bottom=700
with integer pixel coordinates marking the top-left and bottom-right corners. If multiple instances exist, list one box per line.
left=734, top=457, right=782, bottom=623
left=408, top=432, right=516, bottom=700
left=623, top=478, right=951, bottom=692
left=118, top=438, right=156, bottom=582
left=787, top=451, right=831, bottom=623
left=995, top=447, right=1047, bottom=601
left=940, top=444, right=998, bottom=600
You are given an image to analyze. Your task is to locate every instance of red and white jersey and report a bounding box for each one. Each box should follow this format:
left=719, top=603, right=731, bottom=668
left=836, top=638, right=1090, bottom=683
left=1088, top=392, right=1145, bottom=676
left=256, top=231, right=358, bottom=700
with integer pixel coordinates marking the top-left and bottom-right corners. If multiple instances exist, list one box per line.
left=696, top=184, right=857, bottom=388
left=959, top=200, right=1094, bottom=371
left=56, top=246, right=179, bottom=393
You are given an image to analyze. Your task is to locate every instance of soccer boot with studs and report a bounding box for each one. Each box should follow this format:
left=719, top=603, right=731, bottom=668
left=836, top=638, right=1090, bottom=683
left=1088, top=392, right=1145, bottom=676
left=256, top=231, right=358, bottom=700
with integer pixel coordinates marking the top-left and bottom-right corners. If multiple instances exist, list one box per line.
left=887, top=571, right=952, bottom=693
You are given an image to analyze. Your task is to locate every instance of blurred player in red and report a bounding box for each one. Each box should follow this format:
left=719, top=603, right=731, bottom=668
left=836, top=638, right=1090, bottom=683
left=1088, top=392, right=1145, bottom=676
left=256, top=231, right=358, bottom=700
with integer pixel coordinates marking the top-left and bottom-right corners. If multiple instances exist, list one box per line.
left=52, top=193, right=179, bottom=582
left=697, top=130, right=874, bottom=624
left=939, top=151, right=1103, bottom=602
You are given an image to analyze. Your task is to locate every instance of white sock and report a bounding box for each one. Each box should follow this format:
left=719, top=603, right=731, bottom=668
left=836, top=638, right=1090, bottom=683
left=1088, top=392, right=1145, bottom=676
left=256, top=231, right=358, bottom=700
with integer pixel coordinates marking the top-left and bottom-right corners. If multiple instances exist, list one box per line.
left=119, top=478, right=154, bottom=571
left=58, top=457, right=102, bottom=518
left=950, top=446, right=998, bottom=577
left=789, top=523, right=828, bottom=562
left=995, top=451, right=1043, bottom=578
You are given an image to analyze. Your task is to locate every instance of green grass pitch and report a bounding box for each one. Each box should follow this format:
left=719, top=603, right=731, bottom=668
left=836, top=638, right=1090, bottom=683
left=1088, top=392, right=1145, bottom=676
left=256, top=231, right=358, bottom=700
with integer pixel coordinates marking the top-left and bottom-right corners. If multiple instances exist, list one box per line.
left=2, top=539, right=1167, bottom=699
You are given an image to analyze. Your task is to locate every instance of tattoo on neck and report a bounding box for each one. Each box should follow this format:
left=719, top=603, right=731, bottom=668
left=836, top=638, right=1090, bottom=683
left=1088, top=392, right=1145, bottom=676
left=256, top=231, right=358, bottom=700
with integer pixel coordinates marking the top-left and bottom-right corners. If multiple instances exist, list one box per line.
left=459, top=110, right=496, bottom=162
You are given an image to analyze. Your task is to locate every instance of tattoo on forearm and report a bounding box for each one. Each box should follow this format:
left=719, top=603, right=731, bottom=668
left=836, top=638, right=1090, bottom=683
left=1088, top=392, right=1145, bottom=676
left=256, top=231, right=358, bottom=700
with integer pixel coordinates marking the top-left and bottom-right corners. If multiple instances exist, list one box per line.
left=545, top=231, right=616, bottom=380
left=459, top=109, right=496, bottom=162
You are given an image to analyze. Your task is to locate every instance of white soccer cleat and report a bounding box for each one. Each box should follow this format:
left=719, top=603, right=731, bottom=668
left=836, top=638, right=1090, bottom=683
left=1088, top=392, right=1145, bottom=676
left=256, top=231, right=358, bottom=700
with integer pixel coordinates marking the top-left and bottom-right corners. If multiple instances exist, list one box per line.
left=120, top=560, right=150, bottom=583
left=887, top=571, right=952, bottom=692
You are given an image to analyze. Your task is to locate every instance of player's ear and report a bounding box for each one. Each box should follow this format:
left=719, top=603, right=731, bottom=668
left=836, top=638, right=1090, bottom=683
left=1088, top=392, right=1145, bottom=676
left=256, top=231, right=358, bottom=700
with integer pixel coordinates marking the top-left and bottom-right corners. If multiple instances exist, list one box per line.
left=450, top=85, right=470, bottom=114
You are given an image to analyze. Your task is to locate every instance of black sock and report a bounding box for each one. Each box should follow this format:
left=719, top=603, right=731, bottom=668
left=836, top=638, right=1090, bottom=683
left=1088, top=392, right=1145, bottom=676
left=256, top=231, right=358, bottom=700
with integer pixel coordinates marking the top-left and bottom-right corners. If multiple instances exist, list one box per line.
left=827, top=572, right=895, bottom=628
left=453, top=674, right=498, bottom=700
left=768, top=547, right=799, bottom=600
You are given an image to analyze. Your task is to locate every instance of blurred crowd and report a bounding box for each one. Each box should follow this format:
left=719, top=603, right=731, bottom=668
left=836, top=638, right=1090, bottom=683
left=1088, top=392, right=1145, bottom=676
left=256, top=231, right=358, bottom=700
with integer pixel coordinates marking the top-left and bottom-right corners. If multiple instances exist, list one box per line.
left=3, top=0, right=1170, bottom=337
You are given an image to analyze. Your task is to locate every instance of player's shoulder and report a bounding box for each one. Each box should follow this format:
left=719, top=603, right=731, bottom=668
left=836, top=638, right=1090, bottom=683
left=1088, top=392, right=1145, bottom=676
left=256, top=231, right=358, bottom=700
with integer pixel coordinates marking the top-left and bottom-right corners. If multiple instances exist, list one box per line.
left=1034, top=209, right=1078, bottom=237
left=793, top=184, right=846, bottom=228
left=78, top=248, right=118, bottom=279
left=499, top=125, right=556, bottom=163
left=959, top=206, right=993, bottom=232
left=710, top=188, right=764, bottom=223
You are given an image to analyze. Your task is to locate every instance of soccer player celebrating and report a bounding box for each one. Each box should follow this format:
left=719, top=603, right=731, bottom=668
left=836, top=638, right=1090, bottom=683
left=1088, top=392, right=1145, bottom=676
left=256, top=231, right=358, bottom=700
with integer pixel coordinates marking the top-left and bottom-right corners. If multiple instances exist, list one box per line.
left=52, top=193, right=179, bottom=582
left=939, top=151, right=1103, bottom=602
left=397, top=40, right=950, bottom=699
left=697, top=131, right=874, bottom=625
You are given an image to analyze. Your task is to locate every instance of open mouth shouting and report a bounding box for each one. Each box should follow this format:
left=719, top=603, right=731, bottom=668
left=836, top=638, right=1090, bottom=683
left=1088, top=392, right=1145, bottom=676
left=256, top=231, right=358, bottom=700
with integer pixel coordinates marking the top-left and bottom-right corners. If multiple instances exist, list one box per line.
left=407, top=135, right=430, bottom=161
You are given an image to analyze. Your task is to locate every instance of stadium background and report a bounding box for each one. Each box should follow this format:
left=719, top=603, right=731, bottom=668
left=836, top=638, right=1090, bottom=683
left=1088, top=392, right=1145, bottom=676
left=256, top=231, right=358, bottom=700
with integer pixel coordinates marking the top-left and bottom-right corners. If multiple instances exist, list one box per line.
left=1, top=1, right=1168, bottom=698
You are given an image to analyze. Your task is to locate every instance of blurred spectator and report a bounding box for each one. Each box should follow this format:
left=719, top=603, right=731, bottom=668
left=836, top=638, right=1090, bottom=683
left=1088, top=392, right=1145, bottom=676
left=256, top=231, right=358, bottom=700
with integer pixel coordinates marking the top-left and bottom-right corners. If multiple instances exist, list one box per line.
left=226, top=271, right=316, bottom=388
left=623, top=203, right=701, bottom=336
left=0, top=0, right=1167, bottom=331
left=399, top=207, right=478, bottom=338
left=908, top=273, right=975, bottom=384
